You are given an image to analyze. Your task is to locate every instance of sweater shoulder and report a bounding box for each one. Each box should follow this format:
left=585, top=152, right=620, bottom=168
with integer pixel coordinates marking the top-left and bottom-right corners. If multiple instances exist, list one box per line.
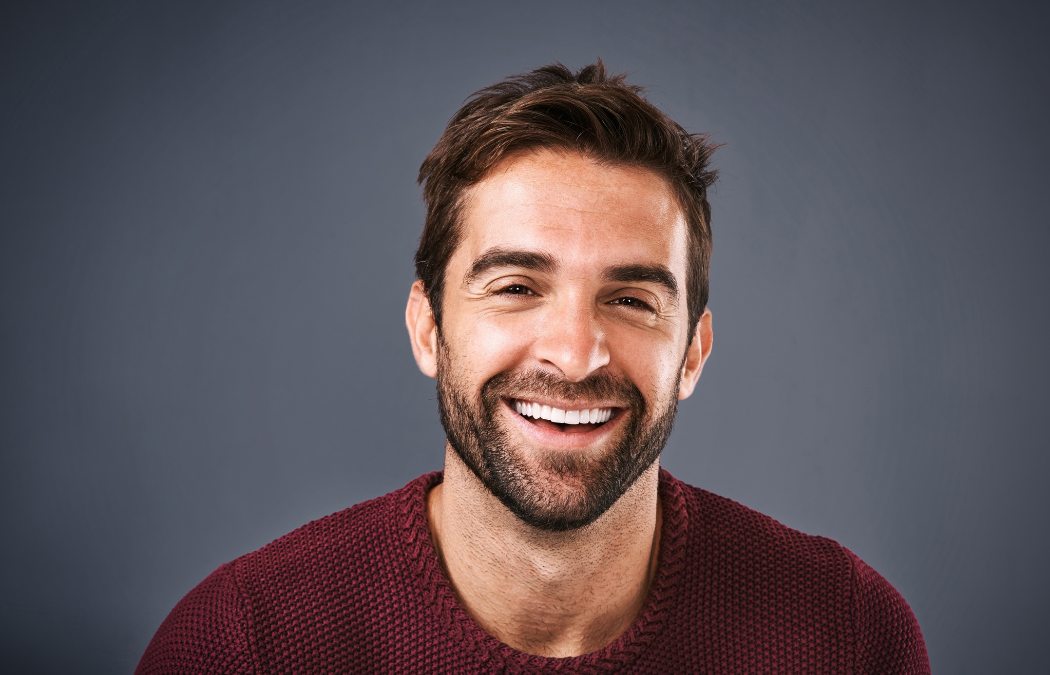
left=137, top=473, right=439, bottom=674
left=244, top=478, right=413, bottom=561
left=847, top=551, right=931, bottom=674
left=231, top=473, right=434, bottom=592
left=665, top=475, right=929, bottom=673
left=226, top=473, right=437, bottom=669
left=135, top=562, right=256, bottom=675
left=674, top=478, right=851, bottom=570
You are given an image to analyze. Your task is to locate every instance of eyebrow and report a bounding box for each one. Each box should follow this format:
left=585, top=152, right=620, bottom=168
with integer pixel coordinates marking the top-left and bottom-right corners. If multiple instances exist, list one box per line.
left=603, top=264, right=679, bottom=302
left=464, top=248, right=557, bottom=285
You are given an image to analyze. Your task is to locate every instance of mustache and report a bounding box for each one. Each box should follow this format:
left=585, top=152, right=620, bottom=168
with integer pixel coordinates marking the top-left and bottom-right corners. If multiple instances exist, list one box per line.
left=481, top=368, right=647, bottom=413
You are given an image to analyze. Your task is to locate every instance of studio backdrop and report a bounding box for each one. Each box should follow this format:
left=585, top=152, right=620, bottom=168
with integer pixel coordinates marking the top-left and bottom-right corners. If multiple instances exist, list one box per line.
left=2, top=1, right=1048, bottom=672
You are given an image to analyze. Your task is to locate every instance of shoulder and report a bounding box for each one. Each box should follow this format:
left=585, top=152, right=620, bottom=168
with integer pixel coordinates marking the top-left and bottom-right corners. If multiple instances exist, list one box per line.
left=230, top=472, right=438, bottom=622
left=234, top=473, right=431, bottom=585
left=660, top=471, right=929, bottom=673
left=667, top=472, right=853, bottom=577
left=135, top=562, right=256, bottom=675
left=846, top=551, right=931, bottom=674
left=137, top=472, right=440, bottom=674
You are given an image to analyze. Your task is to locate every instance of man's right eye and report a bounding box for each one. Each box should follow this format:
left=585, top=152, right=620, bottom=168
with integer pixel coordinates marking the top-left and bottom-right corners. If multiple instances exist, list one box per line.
left=498, top=284, right=534, bottom=295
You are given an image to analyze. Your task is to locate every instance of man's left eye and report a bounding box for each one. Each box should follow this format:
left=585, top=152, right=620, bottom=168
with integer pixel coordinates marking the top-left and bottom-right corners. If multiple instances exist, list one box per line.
left=611, top=297, right=654, bottom=311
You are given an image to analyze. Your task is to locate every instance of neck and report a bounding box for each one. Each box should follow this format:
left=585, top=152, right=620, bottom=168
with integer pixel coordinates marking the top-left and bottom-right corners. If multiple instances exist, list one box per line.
left=426, top=444, right=662, bottom=658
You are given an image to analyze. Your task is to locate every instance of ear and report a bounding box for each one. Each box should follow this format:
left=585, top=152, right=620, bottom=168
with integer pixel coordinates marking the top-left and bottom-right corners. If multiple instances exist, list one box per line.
left=406, top=280, right=439, bottom=378
left=678, top=308, right=713, bottom=400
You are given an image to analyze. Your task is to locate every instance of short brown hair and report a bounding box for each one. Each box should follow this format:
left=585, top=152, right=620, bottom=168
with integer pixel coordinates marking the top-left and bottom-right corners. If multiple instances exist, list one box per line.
left=415, top=60, right=718, bottom=336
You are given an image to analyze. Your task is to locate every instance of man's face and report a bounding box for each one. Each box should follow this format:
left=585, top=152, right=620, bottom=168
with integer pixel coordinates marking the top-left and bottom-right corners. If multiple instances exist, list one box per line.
left=410, top=149, right=710, bottom=531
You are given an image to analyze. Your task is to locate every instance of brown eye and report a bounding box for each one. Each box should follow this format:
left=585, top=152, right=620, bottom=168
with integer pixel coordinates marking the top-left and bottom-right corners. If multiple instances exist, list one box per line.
left=611, top=296, right=654, bottom=311
left=499, top=284, right=535, bottom=296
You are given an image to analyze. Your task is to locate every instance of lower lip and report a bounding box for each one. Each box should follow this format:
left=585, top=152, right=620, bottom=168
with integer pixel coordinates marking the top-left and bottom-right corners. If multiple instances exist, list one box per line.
left=502, top=400, right=622, bottom=451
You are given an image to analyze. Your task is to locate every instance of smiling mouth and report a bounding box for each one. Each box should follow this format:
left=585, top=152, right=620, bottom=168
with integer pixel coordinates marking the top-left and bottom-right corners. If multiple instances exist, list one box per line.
left=509, top=398, right=620, bottom=433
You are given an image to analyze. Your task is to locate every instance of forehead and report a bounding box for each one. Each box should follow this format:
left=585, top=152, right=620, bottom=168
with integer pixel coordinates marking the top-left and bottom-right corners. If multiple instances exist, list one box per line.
left=456, top=149, right=689, bottom=275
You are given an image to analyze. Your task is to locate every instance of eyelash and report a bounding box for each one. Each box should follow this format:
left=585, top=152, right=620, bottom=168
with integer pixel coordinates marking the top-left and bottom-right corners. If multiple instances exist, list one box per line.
left=496, top=284, right=536, bottom=296
left=495, top=284, right=655, bottom=312
left=610, top=296, right=655, bottom=312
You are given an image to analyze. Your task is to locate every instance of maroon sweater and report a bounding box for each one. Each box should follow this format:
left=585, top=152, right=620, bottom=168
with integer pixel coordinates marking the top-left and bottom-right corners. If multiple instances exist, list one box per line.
left=136, top=470, right=929, bottom=674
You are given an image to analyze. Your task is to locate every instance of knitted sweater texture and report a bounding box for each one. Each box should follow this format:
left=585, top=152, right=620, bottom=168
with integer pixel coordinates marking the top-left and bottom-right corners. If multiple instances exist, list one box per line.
left=136, top=470, right=929, bottom=674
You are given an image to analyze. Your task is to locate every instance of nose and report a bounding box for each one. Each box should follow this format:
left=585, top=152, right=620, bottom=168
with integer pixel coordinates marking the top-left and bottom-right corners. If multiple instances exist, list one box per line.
left=532, top=292, right=610, bottom=381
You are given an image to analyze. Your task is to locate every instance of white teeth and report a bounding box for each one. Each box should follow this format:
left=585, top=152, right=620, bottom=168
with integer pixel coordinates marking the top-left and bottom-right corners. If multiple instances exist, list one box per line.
left=513, top=400, right=614, bottom=425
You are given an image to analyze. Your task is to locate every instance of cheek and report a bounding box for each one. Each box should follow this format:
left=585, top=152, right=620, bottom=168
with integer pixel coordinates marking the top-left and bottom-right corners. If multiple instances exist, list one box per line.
left=447, top=313, right=534, bottom=379
left=609, top=329, right=685, bottom=398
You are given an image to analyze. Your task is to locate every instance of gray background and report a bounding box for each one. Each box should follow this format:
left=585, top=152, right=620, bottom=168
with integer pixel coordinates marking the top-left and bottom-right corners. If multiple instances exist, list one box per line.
left=2, top=0, right=1047, bottom=672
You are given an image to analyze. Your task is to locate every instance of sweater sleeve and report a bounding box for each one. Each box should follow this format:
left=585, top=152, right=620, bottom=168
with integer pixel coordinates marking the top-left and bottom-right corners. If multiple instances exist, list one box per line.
left=848, top=551, right=930, bottom=675
left=135, top=562, right=257, bottom=675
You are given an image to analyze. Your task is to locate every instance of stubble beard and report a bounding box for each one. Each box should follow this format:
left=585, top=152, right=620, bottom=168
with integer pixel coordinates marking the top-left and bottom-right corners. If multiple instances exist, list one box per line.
left=435, top=340, right=681, bottom=532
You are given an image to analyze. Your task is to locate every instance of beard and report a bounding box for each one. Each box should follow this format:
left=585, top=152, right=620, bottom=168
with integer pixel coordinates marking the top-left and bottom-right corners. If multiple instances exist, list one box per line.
left=436, top=342, right=680, bottom=532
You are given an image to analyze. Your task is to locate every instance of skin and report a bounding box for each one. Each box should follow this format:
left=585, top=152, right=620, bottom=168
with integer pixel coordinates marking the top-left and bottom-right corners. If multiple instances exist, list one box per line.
left=405, top=149, right=713, bottom=657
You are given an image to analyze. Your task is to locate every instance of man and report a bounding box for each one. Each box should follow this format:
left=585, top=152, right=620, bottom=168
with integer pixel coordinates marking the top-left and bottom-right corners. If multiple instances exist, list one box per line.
left=137, top=62, right=929, bottom=674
